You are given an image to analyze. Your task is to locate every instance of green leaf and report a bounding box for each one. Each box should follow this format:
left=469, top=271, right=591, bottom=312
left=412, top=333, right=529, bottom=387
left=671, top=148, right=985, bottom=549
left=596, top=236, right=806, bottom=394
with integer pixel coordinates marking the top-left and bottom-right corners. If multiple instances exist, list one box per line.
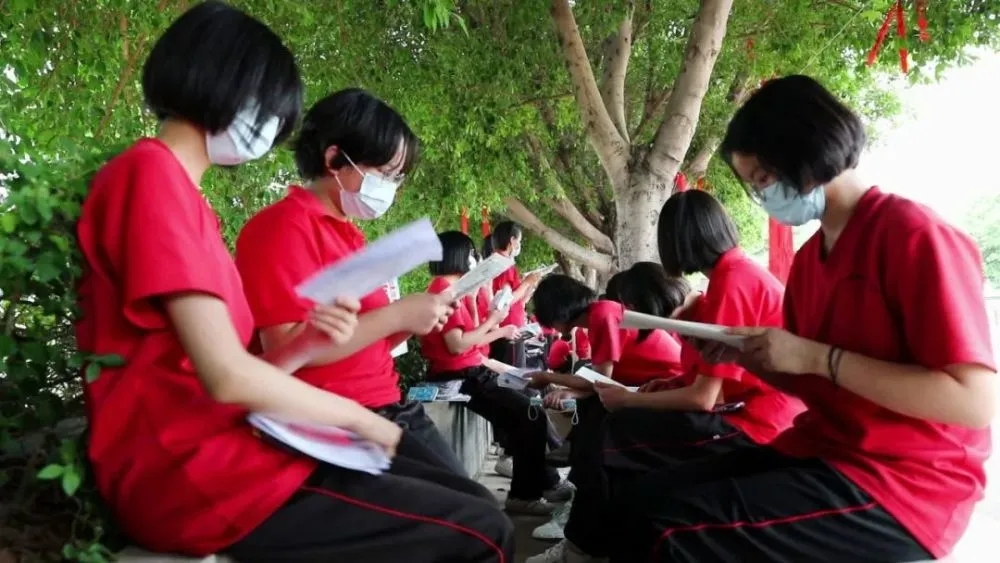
left=93, top=353, right=126, bottom=367
left=84, top=362, right=102, bottom=383
left=37, top=464, right=64, bottom=480
left=0, top=213, right=16, bottom=234
left=62, top=466, right=82, bottom=496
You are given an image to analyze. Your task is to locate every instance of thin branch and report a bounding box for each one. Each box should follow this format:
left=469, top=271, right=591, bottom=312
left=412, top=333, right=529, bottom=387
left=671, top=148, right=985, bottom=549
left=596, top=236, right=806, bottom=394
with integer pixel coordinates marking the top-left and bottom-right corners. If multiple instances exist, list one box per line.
left=646, top=0, right=733, bottom=183
left=505, top=197, right=613, bottom=273
left=550, top=0, right=629, bottom=186
left=95, top=18, right=146, bottom=139
left=632, top=87, right=672, bottom=141
left=599, top=2, right=634, bottom=143
left=683, top=136, right=719, bottom=180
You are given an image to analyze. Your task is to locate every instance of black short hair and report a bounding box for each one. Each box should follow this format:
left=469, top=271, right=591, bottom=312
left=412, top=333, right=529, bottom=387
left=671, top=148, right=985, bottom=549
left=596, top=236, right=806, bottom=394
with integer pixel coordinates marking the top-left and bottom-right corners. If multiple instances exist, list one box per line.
left=603, top=271, right=627, bottom=304
left=657, top=190, right=739, bottom=276
left=430, top=231, right=475, bottom=277
left=532, top=275, right=596, bottom=329
left=612, top=262, right=692, bottom=341
left=491, top=221, right=522, bottom=251
left=142, top=1, right=302, bottom=144
left=481, top=235, right=494, bottom=260
left=293, top=88, right=420, bottom=181
left=720, top=75, right=866, bottom=192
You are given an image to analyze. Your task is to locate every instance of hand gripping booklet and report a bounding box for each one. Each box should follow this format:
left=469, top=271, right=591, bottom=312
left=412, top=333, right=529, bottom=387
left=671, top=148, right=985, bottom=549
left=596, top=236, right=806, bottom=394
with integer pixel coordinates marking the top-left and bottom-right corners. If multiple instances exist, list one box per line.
left=574, top=366, right=638, bottom=392
left=620, top=310, right=747, bottom=351
left=248, top=414, right=391, bottom=475
left=451, top=254, right=516, bottom=300
left=296, top=218, right=442, bottom=304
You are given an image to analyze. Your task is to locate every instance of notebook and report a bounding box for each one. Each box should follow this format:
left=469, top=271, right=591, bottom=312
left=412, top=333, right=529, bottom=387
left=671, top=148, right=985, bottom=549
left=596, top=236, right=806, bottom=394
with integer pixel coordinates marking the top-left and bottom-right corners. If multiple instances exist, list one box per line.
left=248, top=414, right=391, bottom=475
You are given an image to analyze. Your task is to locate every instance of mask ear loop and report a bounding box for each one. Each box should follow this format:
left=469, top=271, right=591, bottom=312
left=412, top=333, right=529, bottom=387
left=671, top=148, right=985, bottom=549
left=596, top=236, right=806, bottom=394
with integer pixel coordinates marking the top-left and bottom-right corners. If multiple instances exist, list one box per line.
left=570, top=408, right=579, bottom=426
left=528, top=404, right=539, bottom=421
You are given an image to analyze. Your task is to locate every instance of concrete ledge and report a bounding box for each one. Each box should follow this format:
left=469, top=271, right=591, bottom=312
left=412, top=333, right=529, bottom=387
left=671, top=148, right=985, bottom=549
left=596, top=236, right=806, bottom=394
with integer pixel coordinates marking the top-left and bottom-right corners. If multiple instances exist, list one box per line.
left=114, top=548, right=233, bottom=562
left=422, top=401, right=491, bottom=477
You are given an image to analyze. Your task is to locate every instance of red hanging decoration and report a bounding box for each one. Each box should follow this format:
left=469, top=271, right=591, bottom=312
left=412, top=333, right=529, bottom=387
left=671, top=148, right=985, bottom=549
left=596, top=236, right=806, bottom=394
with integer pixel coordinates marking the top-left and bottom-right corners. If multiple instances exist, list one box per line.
left=866, top=6, right=896, bottom=67
left=480, top=206, right=491, bottom=238
left=674, top=172, right=689, bottom=192
left=768, top=217, right=794, bottom=284
left=916, top=0, right=930, bottom=41
left=460, top=208, right=469, bottom=234
left=896, top=0, right=909, bottom=74
left=696, top=177, right=706, bottom=190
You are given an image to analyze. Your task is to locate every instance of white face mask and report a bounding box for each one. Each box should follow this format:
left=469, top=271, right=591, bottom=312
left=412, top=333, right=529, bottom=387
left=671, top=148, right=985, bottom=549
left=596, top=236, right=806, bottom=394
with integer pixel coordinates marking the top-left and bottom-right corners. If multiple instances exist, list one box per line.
left=335, top=152, right=401, bottom=220
left=206, top=105, right=280, bottom=166
left=511, top=238, right=522, bottom=258
left=758, top=181, right=827, bottom=226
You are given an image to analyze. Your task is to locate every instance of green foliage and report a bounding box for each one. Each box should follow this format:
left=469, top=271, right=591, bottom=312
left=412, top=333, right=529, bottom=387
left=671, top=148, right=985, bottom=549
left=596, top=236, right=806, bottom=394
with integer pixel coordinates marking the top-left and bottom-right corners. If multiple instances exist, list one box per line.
left=1, top=1, right=998, bottom=560
left=964, top=194, right=1000, bottom=286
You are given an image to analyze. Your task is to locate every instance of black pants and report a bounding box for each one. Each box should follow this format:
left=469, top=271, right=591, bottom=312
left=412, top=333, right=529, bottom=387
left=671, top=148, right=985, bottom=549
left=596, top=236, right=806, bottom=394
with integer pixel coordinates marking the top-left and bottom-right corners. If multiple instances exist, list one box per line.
left=565, top=398, right=754, bottom=556
left=226, top=432, right=513, bottom=563
left=607, top=446, right=932, bottom=563
left=373, top=399, right=468, bottom=477
left=437, top=367, right=560, bottom=499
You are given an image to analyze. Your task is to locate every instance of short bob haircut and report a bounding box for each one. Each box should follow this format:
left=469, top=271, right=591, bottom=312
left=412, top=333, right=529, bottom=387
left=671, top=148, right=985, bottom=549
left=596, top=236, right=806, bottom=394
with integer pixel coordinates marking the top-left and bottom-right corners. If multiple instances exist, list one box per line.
left=532, top=275, right=596, bottom=330
left=720, top=75, right=866, bottom=193
left=293, top=88, right=420, bottom=181
left=657, top=190, right=739, bottom=277
left=610, top=262, right=692, bottom=341
left=142, top=1, right=302, bottom=145
left=430, top=231, right=476, bottom=277
left=491, top=221, right=522, bottom=252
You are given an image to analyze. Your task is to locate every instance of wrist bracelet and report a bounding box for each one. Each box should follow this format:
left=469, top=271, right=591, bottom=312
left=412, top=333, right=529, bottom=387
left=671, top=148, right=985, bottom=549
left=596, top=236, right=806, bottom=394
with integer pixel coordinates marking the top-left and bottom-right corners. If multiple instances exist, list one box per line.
left=826, top=346, right=844, bottom=385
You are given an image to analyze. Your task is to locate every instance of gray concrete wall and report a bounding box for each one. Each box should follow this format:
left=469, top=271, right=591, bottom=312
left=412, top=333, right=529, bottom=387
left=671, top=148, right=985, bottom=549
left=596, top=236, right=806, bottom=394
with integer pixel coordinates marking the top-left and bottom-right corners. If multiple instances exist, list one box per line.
left=423, top=401, right=491, bottom=478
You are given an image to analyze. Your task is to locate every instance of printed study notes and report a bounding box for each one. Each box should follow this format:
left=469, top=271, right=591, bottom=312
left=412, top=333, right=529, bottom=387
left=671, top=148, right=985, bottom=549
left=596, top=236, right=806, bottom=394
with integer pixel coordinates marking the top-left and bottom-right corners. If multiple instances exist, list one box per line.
left=620, top=310, right=747, bottom=350
left=451, top=253, right=515, bottom=299
left=248, top=414, right=391, bottom=475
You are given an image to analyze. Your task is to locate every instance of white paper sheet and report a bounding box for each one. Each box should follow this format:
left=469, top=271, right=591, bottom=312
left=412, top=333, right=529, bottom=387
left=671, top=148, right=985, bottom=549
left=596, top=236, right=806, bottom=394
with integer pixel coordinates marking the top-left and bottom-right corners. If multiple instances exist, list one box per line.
left=296, top=218, right=442, bottom=304
left=620, top=310, right=746, bottom=350
left=574, top=366, right=638, bottom=392
left=248, top=414, right=391, bottom=475
left=482, top=358, right=535, bottom=390
left=451, top=254, right=515, bottom=299
left=523, top=264, right=558, bottom=278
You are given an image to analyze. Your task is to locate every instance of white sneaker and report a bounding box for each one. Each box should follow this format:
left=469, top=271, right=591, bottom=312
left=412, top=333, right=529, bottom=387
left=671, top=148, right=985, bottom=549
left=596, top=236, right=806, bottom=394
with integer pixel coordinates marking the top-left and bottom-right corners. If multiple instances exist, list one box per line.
left=494, top=455, right=514, bottom=478
left=524, top=540, right=606, bottom=563
left=504, top=497, right=556, bottom=516
left=543, top=479, right=576, bottom=503
left=532, top=497, right=572, bottom=540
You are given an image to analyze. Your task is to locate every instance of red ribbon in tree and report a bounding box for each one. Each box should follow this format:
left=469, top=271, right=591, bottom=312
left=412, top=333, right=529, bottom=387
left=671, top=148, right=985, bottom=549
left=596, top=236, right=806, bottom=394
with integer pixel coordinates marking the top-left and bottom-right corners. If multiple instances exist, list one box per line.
left=480, top=206, right=491, bottom=238
left=674, top=172, right=689, bottom=192
left=867, top=0, right=930, bottom=74
left=460, top=208, right=469, bottom=234
left=696, top=177, right=706, bottom=190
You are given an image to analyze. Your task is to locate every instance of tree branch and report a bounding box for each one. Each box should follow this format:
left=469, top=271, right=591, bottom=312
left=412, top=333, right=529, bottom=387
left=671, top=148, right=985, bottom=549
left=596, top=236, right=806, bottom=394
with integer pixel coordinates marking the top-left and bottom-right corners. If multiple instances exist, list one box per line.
left=645, top=0, right=733, bottom=184
left=505, top=197, right=613, bottom=273
left=683, top=136, right=719, bottom=180
left=632, top=87, right=672, bottom=141
left=525, top=135, right=615, bottom=253
left=551, top=0, right=629, bottom=187
left=599, top=3, right=634, bottom=143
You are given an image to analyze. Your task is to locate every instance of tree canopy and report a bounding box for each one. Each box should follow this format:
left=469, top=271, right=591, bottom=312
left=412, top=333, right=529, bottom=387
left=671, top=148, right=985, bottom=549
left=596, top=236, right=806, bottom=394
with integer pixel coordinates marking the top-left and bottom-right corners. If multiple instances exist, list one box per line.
left=2, top=1, right=1000, bottom=560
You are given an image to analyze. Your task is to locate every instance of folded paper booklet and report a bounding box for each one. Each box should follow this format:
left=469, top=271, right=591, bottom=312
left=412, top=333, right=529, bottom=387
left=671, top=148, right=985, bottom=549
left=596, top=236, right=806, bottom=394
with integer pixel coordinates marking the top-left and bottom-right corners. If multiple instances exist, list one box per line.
left=523, top=264, right=558, bottom=278
left=296, top=218, right=442, bottom=304
left=482, top=358, right=534, bottom=391
left=620, top=310, right=747, bottom=351
left=451, top=254, right=515, bottom=300
left=574, top=366, right=638, bottom=392
left=248, top=414, right=391, bottom=475
left=406, top=380, right=471, bottom=403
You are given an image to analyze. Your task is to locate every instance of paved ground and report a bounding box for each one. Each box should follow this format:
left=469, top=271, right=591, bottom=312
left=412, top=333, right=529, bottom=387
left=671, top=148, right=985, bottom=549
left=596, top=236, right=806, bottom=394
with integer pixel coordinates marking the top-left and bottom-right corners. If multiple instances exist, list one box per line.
left=479, top=456, right=562, bottom=563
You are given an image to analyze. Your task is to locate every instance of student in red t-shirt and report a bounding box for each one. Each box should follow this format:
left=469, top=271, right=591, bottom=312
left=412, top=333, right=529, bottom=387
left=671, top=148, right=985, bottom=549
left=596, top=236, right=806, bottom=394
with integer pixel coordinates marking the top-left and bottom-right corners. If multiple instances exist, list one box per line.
left=610, top=75, right=996, bottom=563
left=489, top=221, right=543, bottom=365
left=235, top=89, right=471, bottom=478
left=546, top=328, right=591, bottom=374
left=420, top=231, right=568, bottom=515
left=74, top=4, right=512, bottom=562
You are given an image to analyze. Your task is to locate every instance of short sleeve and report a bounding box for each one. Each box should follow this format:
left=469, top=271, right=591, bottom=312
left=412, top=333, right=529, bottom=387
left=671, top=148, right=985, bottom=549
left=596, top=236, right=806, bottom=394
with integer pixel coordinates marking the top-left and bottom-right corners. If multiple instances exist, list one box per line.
left=441, top=302, right=474, bottom=334
left=493, top=267, right=519, bottom=292
left=576, top=329, right=592, bottom=359
left=690, top=280, right=745, bottom=381
left=895, top=225, right=996, bottom=371
left=113, top=150, right=231, bottom=329
left=588, top=304, right=623, bottom=365
left=235, top=213, right=319, bottom=328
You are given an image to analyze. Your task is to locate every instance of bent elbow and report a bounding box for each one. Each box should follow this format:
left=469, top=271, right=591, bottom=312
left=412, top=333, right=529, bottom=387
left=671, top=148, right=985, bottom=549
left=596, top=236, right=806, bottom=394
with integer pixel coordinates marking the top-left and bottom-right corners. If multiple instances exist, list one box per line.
left=198, top=356, right=253, bottom=406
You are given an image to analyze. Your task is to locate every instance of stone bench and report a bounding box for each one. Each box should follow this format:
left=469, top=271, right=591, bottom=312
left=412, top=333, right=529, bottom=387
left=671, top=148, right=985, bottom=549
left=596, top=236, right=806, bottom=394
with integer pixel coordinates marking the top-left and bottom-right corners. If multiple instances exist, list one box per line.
left=117, top=402, right=492, bottom=561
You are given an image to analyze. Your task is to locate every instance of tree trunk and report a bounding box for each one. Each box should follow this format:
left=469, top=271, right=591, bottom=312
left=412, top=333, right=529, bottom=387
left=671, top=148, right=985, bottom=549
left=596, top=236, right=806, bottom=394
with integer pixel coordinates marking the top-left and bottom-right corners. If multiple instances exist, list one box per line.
left=613, top=168, right=668, bottom=265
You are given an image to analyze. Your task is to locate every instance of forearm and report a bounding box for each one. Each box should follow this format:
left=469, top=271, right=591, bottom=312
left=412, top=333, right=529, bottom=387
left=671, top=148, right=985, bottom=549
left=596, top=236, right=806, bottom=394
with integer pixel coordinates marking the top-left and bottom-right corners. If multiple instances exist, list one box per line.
left=310, top=306, right=405, bottom=365
left=544, top=371, right=594, bottom=390
left=629, top=386, right=713, bottom=411
left=824, top=347, right=995, bottom=428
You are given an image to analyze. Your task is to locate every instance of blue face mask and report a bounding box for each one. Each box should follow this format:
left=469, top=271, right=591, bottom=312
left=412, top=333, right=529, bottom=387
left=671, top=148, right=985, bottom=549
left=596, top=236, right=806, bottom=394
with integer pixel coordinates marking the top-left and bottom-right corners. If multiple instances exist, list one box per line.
left=758, top=182, right=826, bottom=226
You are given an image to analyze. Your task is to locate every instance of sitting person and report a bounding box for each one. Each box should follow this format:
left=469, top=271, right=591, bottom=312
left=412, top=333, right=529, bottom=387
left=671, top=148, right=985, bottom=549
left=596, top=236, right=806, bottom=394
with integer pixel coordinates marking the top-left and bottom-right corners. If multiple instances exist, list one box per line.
left=609, top=75, right=996, bottom=563
left=420, top=231, right=571, bottom=515
left=235, top=88, right=467, bottom=476
left=489, top=221, right=543, bottom=366
left=546, top=326, right=591, bottom=374
left=75, top=4, right=513, bottom=561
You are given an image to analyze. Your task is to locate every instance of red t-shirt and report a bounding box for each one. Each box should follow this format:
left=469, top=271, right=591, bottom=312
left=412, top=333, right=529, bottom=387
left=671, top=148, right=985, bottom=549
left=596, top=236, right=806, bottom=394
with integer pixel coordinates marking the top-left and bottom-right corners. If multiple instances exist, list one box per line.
left=770, top=188, right=996, bottom=558
left=493, top=263, right=527, bottom=327
left=588, top=300, right=683, bottom=387
left=547, top=328, right=592, bottom=368
left=678, top=249, right=804, bottom=444
left=74, top=139, right=314, bottom=554
left=420, top=276, right=485, bottom=375
left=235, top=186, right=400, bottom=408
